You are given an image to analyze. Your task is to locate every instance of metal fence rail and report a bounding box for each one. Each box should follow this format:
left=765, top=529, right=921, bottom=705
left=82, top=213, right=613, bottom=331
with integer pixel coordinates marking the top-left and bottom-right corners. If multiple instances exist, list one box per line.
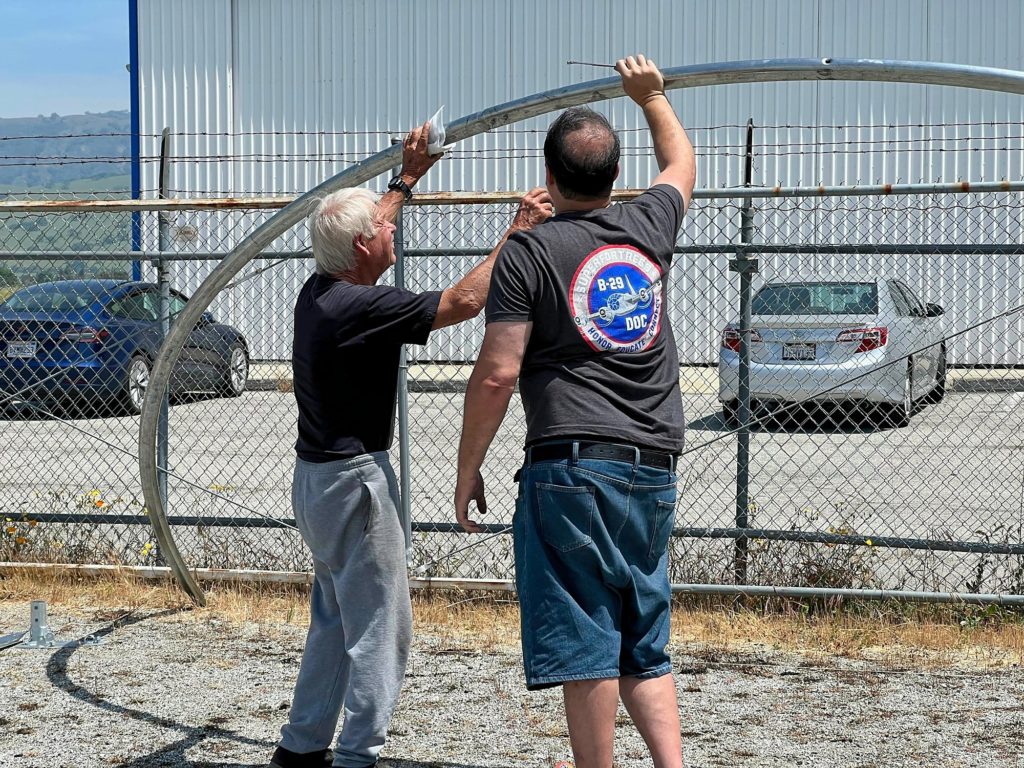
left=3, top=183, right=1024, bottom=604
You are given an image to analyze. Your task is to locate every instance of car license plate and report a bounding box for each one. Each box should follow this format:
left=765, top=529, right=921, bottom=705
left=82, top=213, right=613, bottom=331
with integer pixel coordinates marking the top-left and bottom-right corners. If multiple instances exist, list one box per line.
left=5, top=341, right=37, bottom=359
left=783, top=342, right=816, bottom=361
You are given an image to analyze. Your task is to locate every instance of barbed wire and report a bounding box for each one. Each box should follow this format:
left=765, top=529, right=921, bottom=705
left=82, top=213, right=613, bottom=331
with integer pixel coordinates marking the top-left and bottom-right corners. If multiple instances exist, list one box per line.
left=4, top=138, right=1020, bottom=168
left=4, top=120, right=1024, bottom=141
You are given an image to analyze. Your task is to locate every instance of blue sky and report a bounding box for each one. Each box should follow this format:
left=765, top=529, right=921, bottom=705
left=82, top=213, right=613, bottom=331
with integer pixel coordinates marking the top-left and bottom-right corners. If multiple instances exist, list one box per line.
left=0, top=0, right=129, bottom=118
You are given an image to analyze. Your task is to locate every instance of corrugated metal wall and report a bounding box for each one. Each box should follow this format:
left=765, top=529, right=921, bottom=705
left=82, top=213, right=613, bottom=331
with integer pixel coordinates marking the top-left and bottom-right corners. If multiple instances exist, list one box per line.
left=136, top=0, right=1024, bottom=363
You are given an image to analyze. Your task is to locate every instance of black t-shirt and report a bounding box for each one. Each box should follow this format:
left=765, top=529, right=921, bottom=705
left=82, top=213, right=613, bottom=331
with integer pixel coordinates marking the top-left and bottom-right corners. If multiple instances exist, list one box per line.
left=292, top=273, right=441, bottom=461
left=486, top=184, right=686, bottom=453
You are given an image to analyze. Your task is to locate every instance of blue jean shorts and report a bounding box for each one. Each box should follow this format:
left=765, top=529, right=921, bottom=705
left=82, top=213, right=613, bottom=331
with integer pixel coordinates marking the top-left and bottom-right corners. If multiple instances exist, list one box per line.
left=513, top=444, right=678, bottom=690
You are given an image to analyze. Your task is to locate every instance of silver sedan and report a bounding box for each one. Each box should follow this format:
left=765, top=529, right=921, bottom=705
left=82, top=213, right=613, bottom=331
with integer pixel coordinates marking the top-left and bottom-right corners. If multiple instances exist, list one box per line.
left=718, top=277, right=947, bottom=427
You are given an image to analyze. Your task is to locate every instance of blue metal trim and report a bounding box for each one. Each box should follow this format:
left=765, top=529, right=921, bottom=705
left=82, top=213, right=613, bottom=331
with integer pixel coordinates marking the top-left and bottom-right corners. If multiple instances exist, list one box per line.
left=128, top=0, right=142, bottom=280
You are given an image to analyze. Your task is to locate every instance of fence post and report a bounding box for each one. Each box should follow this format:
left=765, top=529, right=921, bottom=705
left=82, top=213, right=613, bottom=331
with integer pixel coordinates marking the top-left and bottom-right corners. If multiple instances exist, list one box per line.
left=391, top=138, right=414, bottom=561
left=153, top=127, right=172, bottom=565
left=730, top=119, right=757, bottom=584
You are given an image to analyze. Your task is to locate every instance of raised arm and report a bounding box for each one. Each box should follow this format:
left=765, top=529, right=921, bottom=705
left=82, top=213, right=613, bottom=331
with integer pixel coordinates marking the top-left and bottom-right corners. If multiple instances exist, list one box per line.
left=616, top=54, right=696, bottom=210
left=432, top=188, right=553, bottom=330
left=375, top=120, right=440, bottom=225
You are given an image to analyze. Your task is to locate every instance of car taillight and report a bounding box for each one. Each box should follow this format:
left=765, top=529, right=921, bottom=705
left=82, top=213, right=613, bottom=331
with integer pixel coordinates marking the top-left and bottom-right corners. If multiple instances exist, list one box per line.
left=721, top=328, right=763, bottom=352
left=836, top=326, right=888, bottom=353
left=62, top=327, right=110, bottom=345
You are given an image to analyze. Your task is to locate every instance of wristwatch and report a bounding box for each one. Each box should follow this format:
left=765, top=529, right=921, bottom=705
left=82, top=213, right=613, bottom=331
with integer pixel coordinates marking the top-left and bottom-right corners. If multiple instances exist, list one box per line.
left=387, top=175, right=413, bottom=202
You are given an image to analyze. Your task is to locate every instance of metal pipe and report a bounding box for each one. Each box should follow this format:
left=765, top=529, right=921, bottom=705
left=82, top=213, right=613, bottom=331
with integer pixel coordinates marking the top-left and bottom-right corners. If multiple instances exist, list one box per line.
left=399, top=243, right=1024, bottom=258
left=3, top=179, right=1024, bottom=214
left=672, top=527, right=1024, bottom=555
left=4, top=562, right=1024, bottom=606
left=670, top=583, right=1024, bottom=606
left=139, top=58, right=1024, bottom=604
left=155, top=127, right=172, bottom=567
left=566, top=60, right=618, bottom=69
left=14, top=513, right=1024, bottom=555
left=8, top=241, right=1024, bottom=261
left=0, top=251, right=312, bottom=261
left=672, top=243, right=1024, bottom=255
left=0, top=197, right=297, bottom=212
left=733, top=119, right=755, bottom=584
left=391, top=138, right=415, bottom=562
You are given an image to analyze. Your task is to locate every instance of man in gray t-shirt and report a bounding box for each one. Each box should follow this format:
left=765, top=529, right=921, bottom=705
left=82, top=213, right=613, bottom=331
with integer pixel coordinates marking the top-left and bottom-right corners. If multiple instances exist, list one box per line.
left=455, top=55, right=696, bottom=768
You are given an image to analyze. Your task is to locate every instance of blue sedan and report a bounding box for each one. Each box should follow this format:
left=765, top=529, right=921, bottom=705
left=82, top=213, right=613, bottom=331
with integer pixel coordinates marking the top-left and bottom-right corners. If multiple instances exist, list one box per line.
left=0, top=279, right=249, bottom=415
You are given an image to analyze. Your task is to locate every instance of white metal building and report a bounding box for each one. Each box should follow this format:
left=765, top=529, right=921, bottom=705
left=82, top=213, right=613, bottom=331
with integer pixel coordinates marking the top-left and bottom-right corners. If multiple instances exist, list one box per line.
left=131, top=0, right=1024, bottom=363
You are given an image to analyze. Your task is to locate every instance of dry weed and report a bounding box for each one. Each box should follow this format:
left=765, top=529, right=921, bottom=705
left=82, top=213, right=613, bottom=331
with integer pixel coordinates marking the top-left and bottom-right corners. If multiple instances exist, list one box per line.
left=2, top=568, right=1021, bottom=669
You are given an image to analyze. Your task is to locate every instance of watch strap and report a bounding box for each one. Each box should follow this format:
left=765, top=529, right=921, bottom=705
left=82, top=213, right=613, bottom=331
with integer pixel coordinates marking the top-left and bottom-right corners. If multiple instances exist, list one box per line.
left=388, top=176, right=413, bottom=202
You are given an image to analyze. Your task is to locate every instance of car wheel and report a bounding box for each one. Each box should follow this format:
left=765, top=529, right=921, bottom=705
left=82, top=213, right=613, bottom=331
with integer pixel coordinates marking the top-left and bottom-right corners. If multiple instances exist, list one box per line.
left=217, top=343, right=248, bottom=398
left=723, top=399, right=739, bottom=428
left=884, top=361, right=913, bottom=429
left=924, top=347, right=947, bottom=404
left=125, top=355, right=150, bottom=415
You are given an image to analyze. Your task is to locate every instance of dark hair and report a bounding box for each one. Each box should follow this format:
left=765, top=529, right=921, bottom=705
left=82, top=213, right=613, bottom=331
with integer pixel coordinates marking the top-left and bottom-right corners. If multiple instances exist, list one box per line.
left=543, top=107, right=620, bottom=200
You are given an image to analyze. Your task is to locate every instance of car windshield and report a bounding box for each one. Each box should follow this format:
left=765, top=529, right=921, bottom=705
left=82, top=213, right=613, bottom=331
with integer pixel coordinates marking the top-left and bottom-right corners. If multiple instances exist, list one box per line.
left=2, top=283, right=107, bottom=313
left=752, top=282, right=878, bottom=315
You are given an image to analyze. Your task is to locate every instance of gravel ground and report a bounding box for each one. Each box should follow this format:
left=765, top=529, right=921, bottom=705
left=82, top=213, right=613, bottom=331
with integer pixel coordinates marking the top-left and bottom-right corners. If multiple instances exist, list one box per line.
left=2, top=601, right=1023, bottom=768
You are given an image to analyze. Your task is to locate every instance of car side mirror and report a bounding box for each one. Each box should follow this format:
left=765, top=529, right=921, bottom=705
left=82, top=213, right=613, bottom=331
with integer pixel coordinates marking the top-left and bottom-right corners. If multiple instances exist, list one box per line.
left=924, top=303, right=944, bottom=318
left=200, top=311, right=216, bottom=326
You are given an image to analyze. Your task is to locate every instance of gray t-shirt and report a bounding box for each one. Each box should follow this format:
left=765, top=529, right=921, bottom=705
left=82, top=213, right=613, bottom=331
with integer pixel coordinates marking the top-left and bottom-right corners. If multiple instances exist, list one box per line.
left=486, top=184, right=686, bottom=453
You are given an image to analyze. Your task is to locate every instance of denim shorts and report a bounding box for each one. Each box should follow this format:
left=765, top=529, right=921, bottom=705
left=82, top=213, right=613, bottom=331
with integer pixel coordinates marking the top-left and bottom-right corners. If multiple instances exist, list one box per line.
left=513, top=445, right=678, bottom=690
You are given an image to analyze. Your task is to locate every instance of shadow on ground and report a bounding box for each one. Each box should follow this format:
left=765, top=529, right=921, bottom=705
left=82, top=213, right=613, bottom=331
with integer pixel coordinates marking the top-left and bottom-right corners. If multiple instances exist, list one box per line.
left=39, top=609, right=508, bottom=768
left=688, top=402, right=897, bottom=435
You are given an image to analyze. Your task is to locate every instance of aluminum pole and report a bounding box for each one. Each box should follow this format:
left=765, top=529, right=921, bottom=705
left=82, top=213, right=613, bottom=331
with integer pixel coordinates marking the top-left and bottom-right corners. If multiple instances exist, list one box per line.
left=140, top=58, right=1024, bottom=603
left=155, top=127, right=171, bottom=566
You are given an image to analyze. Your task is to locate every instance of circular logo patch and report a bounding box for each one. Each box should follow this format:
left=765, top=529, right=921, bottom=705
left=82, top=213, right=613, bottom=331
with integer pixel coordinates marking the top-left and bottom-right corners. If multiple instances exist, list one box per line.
left=570, top=245, right=663, bottom=352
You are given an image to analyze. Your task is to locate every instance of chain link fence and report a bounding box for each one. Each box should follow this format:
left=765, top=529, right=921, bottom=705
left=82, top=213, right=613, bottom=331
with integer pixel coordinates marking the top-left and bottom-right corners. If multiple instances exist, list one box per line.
left=2, top=178, right=1024, bottom=600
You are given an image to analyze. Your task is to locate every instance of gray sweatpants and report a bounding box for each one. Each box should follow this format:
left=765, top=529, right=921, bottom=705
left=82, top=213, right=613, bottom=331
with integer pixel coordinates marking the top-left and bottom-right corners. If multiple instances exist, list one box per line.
left=279, top=453, right=411, bottom=768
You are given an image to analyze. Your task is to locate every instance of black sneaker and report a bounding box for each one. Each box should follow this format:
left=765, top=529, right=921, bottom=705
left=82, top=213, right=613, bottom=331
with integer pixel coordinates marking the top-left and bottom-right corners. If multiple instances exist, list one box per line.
left=268, top=745, right=334, bottom=768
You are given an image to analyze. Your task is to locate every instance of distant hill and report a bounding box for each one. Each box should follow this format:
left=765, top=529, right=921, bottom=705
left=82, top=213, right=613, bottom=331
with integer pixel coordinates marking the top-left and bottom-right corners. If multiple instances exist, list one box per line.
left=0, top=110, right=131, bottom=191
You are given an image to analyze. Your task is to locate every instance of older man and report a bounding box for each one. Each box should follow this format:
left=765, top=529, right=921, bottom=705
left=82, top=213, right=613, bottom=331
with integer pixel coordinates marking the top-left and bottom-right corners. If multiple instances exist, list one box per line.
left=271, top=122, right=552, bottom=768
left=455, top=56, right=696, bottom=768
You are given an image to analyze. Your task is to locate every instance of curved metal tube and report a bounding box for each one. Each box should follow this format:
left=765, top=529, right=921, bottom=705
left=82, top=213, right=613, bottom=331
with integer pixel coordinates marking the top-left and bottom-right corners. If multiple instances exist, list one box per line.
left=139, top=58, right=1024, bottom=603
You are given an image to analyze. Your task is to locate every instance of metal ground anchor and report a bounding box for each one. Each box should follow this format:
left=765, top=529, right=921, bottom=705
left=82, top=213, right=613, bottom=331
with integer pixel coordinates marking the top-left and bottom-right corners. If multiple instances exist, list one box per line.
left=8, top=600, right=101, bottom=650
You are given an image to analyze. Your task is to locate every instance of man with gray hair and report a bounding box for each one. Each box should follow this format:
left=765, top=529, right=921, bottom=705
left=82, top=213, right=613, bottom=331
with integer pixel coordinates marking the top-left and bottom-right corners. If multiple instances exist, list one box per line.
left=271, top=122, right=552, bottom=768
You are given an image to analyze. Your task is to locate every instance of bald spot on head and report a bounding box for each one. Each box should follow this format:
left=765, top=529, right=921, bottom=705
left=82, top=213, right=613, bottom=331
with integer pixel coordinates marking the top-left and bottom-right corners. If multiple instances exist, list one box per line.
left=563, top=125, right=617, bottom=169
left=543, top=107, right=620, bottom=201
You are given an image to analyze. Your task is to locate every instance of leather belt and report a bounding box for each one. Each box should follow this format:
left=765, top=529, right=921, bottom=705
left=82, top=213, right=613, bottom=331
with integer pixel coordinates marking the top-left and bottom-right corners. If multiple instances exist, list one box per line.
left=526, top=441, right=677, bottom=471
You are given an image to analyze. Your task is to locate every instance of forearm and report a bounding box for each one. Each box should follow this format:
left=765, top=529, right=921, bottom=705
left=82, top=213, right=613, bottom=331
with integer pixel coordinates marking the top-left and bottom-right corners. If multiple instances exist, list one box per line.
left=378, top=118, right=440, bottom=223
left=642, top=94, right=695, bottom=175
left=377, top=166, right=424, bottom=224
left=445, top=223, right=523, bottom=315
left=435, top=187, right=551, bottom=329
left=457, top=370, right=516, bottom=481
left=375, top=186, right=411, bottom=225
